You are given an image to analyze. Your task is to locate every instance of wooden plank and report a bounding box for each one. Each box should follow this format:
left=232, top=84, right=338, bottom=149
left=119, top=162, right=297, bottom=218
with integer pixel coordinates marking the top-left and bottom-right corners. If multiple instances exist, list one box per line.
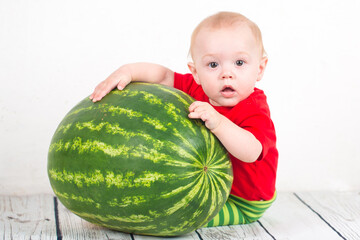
left=259, top=192, right=343, bottom=239
left=56, top=197, right=132, bottom=239
left=296, top=191, right=360, bottom=240
left=0, top=194, right=57, bottom=240
left=196, top=223, right=274, bottom=240
left=133, top=231, right=200, bottom=240
left=133, top=231, right=200, bottom=239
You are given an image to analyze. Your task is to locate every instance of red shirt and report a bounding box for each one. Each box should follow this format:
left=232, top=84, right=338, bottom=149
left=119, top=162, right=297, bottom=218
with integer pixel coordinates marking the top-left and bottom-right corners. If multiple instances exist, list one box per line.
left=174, top=73, right=278, bottom=201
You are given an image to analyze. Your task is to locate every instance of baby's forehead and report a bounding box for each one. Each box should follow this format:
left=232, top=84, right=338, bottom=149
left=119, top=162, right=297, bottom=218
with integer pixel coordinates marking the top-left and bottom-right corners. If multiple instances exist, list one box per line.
left=194, top=25, right=258, bottom=48
left=199, top=23, right=253, bottom=36
left=194, top=24, right=263, bottom=53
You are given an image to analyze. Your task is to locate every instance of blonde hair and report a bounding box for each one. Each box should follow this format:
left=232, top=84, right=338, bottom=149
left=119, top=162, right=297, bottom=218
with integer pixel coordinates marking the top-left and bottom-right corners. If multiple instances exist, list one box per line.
left=189, top=12, right=266, bottom=59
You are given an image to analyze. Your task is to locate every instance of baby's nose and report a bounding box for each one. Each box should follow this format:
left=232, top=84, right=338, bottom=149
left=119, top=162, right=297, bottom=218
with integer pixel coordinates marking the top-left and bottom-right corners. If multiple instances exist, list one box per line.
left=221, top=71, right=233, bottom=79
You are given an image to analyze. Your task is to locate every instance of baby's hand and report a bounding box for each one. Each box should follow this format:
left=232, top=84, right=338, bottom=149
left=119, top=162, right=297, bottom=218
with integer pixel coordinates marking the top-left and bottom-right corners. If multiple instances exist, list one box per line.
left=188, top=101, right=222, bottom=131
left=89, top=71, right=131, bottom=102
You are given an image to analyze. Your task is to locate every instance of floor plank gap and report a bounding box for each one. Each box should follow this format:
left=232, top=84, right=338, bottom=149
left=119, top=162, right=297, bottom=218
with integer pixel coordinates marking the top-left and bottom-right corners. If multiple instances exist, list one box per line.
left=53, top=197, right=62, bottom=240
left=257, top=220, right=276, bottom=240
left=195, top=230, right=203, bottom=240
left=293, top=192, right=347, bottom=240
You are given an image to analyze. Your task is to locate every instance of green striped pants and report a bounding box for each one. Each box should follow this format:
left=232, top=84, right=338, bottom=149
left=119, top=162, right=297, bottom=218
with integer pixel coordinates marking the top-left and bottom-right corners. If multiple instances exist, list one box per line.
left=205, top=192, right=276, bottom=227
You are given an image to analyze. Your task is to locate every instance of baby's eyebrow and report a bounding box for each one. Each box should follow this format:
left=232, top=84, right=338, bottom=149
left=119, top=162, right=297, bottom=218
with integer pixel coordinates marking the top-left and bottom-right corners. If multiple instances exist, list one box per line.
left=201, top=52, right=250, bottom=61
left=202, top=54, right=217, bottom=59
left=234, top=51, right=250, bottom=57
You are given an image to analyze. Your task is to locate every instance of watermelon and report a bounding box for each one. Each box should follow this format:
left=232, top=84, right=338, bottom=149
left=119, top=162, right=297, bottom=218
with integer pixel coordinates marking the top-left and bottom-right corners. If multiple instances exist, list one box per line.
left=48, top=82, right=233, bottom=236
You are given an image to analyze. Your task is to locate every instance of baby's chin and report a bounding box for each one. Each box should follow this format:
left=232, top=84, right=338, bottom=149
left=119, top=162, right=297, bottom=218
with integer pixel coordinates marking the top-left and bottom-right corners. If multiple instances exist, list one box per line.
left=209, top=98, right=240, bottom=107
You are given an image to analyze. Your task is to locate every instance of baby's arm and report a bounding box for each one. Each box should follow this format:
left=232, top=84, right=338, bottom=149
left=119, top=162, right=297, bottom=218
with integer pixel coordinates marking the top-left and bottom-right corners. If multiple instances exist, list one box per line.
left=90, top=63, right=174, bottom=102
left=189, top=101, right=262, bottom=163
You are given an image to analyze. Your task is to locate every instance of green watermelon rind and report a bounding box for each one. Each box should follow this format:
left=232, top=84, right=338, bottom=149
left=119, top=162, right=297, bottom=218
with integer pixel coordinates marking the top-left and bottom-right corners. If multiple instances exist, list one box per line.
left=48, top=82, right=233, bottom=236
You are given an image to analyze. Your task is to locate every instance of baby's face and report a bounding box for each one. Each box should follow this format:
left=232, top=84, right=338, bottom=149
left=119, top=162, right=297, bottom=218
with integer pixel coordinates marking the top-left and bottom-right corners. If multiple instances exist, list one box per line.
left=189, top=24, right=267, bottom=107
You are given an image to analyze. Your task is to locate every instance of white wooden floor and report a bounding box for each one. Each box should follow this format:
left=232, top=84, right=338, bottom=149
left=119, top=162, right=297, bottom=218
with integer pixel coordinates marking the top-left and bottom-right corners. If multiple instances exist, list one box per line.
left=1, top=192, right=359, bottom=240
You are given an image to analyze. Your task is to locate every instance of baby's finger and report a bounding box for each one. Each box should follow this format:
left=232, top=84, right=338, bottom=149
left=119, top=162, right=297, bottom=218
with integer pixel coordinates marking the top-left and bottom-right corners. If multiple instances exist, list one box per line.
left=189, top=101, right=204, bottom=112
left=117, top=77, right=131, bottom=90
left=94, top=79, right=119, bottom=100
left=89, top=84, right=102, bottom=100
left=188, top=111, right=202, bottom=120
left=188, top=108, right=206, bottom=118
left=189, top=111, right=210, bottom=124
left=188, top=102, right=196, bottom=112
left=90, top=90, right=101, bottom=102
left=91, top=88, right=108, bottom=102
left=90, top=93, right=103, bottom=102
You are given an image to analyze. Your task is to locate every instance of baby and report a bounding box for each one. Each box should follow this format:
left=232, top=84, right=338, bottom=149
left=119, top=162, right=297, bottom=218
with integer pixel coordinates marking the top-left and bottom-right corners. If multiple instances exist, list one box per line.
left=90, top=11, right=278, bottom=227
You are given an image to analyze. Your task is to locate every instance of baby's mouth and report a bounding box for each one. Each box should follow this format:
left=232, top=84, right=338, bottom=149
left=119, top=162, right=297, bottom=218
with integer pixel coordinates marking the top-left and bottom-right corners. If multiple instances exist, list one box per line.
left=221, top=86, right=236, bottom=97
left=221, top=86, right=235, bottom=93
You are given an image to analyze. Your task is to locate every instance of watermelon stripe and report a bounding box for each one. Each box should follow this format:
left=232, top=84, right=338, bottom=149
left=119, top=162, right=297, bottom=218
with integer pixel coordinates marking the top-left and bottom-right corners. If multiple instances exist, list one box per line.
left=62, top=104, right=142, bottom=125
left=193, top=174, right=211, bottom=213
left=203, top=172, right=219, bottom=224
left=206, top=129, right=215, bottom=166
left=202, top=127, right=216, bottom=166
left=63, top=103, right=143, bottom=122
left=115, top=87, right=195, bottom=131
left=100, top=222, right=157, bottom=232
left=198, top=175, right=210, bottom=208
left=76, top=121, right=165, bottom=149
left=63, top=105, right=94, bottom=119
left=106, top=105, right=143, bottom=118
left=71, top=209, right=155, bottom=223
left=49, top=169, right=174, bottom=188
left=108, top=196, right=147, bottom=207
left=156, top=84, right=195, bottom=109
left=50, top=168, right=227, bottom=217
left=142, top=117, right=167, bottom=131
left=160, top=180, right=196, bottom=199
left=52, top=189, right=101, bottom=208
left=54, top=188, right=148, bottom=209
left=115, top=89, right=162, bottom=106
left=209, top=174, right=230, bottom=195
left=49, top=136, right=197, bottom=167
left=209, top=155, right=232, bottom=169
left=164, top=174, right=204, bottom=215
left=213, top=171, right=233, bottom=185
left=74, top=120, right=204, bottom=162
left=49, top=164, right=227, bottom=226
left=125, top=85, right=198, bottom=135
left=171, top=128, right=202, bottom=161
left=55, top=117, right=200, bottom=162
left=54, top=123, right=72, bottom=135
left=55, top=99, right=202, bottom=160
left=49, top=137, right=132, bottom=157
left=207, top=171, right=222, bottom=216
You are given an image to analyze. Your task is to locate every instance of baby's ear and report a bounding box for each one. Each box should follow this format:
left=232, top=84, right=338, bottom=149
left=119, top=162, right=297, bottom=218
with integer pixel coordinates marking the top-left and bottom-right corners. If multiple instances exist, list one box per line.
left=257, top=57, right=268, bottom=82
left=187, top=62, right=201, bottom=85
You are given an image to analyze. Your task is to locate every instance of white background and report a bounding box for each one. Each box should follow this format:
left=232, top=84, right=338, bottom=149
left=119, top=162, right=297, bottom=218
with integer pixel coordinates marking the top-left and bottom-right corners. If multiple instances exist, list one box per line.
left=1, top=0, right=359, bottom=195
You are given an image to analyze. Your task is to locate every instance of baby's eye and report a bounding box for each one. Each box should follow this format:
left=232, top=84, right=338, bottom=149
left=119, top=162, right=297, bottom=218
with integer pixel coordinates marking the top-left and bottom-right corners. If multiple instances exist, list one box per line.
left=236, top=60, right=244, bottom=66
left=208, top=62, right=218, bottom=68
